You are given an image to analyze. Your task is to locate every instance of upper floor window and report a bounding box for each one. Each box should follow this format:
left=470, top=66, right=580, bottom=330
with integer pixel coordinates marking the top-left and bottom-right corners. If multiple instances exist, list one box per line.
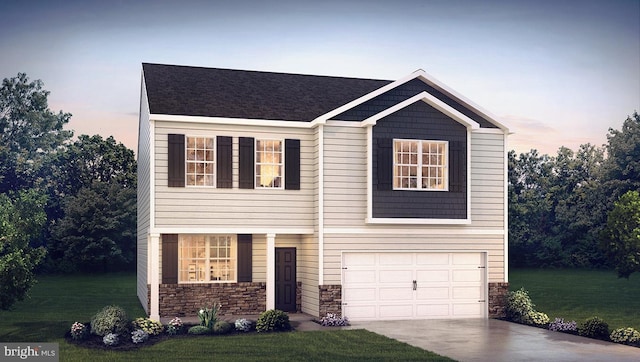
left=178, top=235, right=236, bottom=283
left=394, top=139, right=448, bottom=191
left=186, top=136, right=215, bottom=187
left=255, top=139, right=283, bottom=188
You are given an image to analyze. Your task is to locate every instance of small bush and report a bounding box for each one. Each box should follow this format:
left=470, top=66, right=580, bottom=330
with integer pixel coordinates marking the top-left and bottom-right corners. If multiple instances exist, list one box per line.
left=610, top=327, right=640, bottom=346
left=578, top=317, right=609, bottom=340
left=320, top=313, right=350, bottom=327
left=131, top=329, right=149, bottom=344
left=90, top=305, right=130, bottom=337
left=213, top=320, right=233, bottom=335
left=235, top=318, right=253, bottom=332
left=187, top=325, right=211, bottom=335
left=102, top=333, right=120, bottom=346
left=70, top=322, right=89, bottom=341
left=548, top=318, right=577, bottom=333
left=505, top=288, right=535, bottom=324
left=133, top=317, right=164, bottom=336
left=529, top=311, right=550, bottom=327
left=166, top=317, right=184, bottom=335
left=198, top=302, right=221, bottom=329
left=256, top=309, right=291, bottom=332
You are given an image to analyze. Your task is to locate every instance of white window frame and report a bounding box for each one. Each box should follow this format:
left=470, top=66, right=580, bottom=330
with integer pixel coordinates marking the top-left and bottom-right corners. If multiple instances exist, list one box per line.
left=185, top=136, right=216, bottom=187
left=178, top=235, right=237, bottom=283
left=393, top=139, right=449, bottom=191
left=255, top=138, right=284, bottom=189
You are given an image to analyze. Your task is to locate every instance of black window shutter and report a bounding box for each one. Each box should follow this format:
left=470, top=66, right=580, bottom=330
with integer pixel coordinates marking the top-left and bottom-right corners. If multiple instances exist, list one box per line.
left=167, top=134, right=185, bottom=187
left=377, top=138, right=393, bottom=191
left=285, top=139, right=301, bottom=190
left=449, top=141, right=465, bottom=192
left=239, top=137, right=255, bottom=189
left=217, top=136, right=232, bottom=188
left=161, top=234, right=179, bottom=284
left=237, top=234, right=252, bottom=282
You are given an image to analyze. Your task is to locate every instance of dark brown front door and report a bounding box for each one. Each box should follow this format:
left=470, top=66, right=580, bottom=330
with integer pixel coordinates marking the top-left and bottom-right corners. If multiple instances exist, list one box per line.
left=275, top=247, right=296, bottom=312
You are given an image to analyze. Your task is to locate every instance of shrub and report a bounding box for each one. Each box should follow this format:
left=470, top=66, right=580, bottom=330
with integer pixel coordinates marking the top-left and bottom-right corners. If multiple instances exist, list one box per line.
left=103, top=333, right=120, bottom=346
left=131, top=329, right=149, bottom=344
left=187, top=325, right=211, bottom=335
left=320, top=313, right=350, bottom=327
left=70, top=322, right=89, bottom=340
left=256, top=309, right=291, bottom=332
left=610, top=327, right=640, bottom=346
left=213, top=320, right=233, bottom=335
left=548, top=318, right=577, bottom=333
left=529, top=311, right=550, bottom=327
left=198, top=302, right=221, bottom=329
left=90, top=305, right=130, bottom=337
left=578, top=317, right=609, bottom=340
left=505, top=288, right=535, bottom=324
left=166, top=317, right=184, bottom=335
left=133, top=317, right=164, bottom=336
left=235, top=318, right=253, bottom=332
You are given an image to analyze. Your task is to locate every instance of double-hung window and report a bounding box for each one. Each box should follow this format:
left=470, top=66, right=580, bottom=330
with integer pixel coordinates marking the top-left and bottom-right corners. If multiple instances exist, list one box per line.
left=255, top=139, right=283, bottom=188
left=178, top=235, right=236, bottom=283
left=186, top=136, right=215, bottom=187
left=394, top=139, right=448, bottom=190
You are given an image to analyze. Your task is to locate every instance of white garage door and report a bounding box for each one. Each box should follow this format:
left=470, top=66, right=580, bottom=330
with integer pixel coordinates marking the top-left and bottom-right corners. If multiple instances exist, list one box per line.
left=342, top=252, right=486, bottom=321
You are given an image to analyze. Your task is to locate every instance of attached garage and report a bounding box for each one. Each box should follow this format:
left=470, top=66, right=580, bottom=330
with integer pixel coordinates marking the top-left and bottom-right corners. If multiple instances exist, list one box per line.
left=342, top=252, right=487, bottom=321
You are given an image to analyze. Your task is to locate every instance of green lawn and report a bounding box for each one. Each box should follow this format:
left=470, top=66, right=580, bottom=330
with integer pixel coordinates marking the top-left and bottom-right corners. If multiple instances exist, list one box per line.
left=0, top=273, right=452, bottom=361
left=509, top=268, right=640, bottom=330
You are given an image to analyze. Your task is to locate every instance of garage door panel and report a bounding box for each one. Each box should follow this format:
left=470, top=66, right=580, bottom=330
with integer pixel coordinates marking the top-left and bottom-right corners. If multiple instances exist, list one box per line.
left=379, top=304, right=414, bottom=318
left=379, top=270, right=412, bottom=283
left=417, top=269, right=449, bottom=282
left=343, top=287, right=376, bottom=301
left=343, top=252, right=486, bottom=321
left=380, top=287, right=413, bottom=300
left=416, top=287, right=449, bottom=299
left=452, top=269, right=482, bottom=282
left=344, top=270, right=376, bottom=284
left=380, top=253, right=412, bottom=265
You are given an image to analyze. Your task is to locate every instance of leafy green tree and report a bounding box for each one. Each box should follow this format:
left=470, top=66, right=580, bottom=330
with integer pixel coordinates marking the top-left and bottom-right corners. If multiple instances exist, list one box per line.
left=0, top=190, right=47, bottom=309
left=601, top=190, right=640, bottom=278
left=50, top=181, right=136, bottom=272
left=0, top=73, right=72, bottom=193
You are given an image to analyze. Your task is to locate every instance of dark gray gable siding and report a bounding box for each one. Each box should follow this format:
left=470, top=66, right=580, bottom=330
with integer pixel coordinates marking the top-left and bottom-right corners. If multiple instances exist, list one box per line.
left=373, top=101, right=468, bottom=219
left=336, top=78, right=496, bottom=129
left=142, top=63, right=390, bottom=121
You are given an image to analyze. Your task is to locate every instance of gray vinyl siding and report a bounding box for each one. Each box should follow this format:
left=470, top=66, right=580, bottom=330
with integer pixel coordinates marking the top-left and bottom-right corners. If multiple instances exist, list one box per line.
left=321, top=124, right=506, bottom=282
left=153, top=122, right=315, bottom=229
left=137, top=82, right=151, bottom=313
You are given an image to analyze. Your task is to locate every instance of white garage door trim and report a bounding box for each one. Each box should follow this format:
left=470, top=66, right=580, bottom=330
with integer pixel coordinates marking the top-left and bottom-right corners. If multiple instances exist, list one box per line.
left=342, top=251, right=487, bottom=321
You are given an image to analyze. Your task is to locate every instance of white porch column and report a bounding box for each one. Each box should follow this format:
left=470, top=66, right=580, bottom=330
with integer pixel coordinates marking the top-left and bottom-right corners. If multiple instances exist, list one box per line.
left=149, top=233, right=160, bottom=320
left=266, top=233, right=276, bottom=310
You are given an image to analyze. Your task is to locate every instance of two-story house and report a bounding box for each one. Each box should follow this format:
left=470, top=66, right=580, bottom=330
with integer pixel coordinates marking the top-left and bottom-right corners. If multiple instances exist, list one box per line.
left=137, top=63, right=510, bottom=321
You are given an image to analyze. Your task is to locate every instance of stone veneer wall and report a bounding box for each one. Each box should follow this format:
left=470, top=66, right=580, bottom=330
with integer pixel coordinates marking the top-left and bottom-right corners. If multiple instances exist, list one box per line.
left=156, top=282, right=266, bottom=317
left=488, top=282, right=509, bottom=318
left=319, top=284, right=342, bottom=317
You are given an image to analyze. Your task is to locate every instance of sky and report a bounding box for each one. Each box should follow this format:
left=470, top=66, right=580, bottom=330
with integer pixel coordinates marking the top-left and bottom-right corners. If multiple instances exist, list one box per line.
left=1, top=0, right=638, bottom=156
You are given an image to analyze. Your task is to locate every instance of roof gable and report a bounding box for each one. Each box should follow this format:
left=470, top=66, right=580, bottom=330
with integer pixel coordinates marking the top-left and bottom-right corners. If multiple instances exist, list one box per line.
left=142, top=63, right=390, bottom=122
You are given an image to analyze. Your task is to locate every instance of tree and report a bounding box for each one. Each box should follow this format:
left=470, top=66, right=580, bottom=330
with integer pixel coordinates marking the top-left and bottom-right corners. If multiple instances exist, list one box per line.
left=0, top=190, right=47, bottom=309
left=42, top=134, right=136, bottom=222
left=0, top=73, right=72, bottom=193
left=601, top=190, right=640, bottom=278
left=50, top=181, right=136, bottom=272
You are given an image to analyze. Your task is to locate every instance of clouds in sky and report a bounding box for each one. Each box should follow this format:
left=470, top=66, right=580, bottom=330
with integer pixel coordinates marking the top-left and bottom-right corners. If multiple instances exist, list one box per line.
left=0, top=0, right=638, bottom=155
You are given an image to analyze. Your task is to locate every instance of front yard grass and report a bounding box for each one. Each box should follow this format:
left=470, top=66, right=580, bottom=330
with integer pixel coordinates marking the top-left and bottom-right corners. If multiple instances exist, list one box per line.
left=0, top=273, right=453, bottom=361
left=509, top=268, right=640, bottom=330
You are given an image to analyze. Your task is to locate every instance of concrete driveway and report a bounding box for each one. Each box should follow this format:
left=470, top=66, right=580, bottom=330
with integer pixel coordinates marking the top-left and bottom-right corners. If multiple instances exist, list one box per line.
left=350, top=319, right=640, bottom=362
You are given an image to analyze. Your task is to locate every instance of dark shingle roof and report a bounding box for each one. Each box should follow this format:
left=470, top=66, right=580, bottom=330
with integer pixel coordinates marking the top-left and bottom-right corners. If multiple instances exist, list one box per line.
left=142, top=63, right=392, bottom=121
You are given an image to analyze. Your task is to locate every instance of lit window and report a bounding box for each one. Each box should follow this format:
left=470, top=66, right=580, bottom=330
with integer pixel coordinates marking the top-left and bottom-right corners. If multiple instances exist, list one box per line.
left=186, top=137, right=215, bottom=186
left=256, top=139, right=283, bottom=188
left=393, top=139, right=448, bottom=190
left=179, top=235, right=236, bottom=283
